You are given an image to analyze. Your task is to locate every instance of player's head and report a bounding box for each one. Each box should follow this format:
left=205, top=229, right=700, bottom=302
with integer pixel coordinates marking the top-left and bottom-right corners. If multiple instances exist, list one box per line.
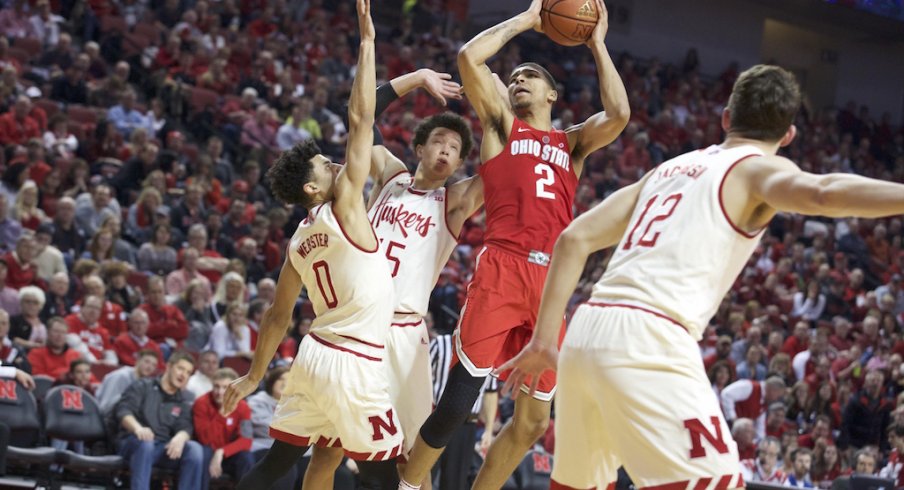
left=507, top=62, right=558, bottom=113
left=267, top=140, right=341, bottom=209
left=412, top=112, right=474, bottom=181
left=723, top=64, right=801, bottom=146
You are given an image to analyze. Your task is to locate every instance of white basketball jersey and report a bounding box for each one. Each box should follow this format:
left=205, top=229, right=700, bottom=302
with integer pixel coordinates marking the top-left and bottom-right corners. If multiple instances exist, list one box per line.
left=592, top=145, right=766, bottom=339
left=287, top=203, right=394, bottom=345
left=368, top=172, right=458, bottom=317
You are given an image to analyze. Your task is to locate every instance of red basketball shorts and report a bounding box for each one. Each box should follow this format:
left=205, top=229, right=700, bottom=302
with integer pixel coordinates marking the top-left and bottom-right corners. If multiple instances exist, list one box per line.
left=453, top=245, right=566, bottom=401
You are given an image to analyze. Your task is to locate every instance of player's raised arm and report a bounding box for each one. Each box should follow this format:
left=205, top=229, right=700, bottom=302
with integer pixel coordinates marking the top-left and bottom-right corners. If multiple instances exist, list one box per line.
left=334, top=0, right=376, bottom=210
left=740, top=155, right=904, bottom=219
left=565, top=0, right=629, bottom=169
left=223, top=258, right=303, bottom=413
left=495, top=173, right=651, bottom=395
left=458, top=0, right=541, bottom=154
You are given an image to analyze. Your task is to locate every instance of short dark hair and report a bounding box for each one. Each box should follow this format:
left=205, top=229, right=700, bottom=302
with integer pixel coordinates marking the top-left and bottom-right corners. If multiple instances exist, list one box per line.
left=791, top=447, right=812, bottom=462
left=69, top=359, right=90, bottom=373
left=266, top=140, right=321, bottom=207
left=411, top=112, right=474, bottom=159
left=264, top=366, right=290, bottom=396
left=167, top=350, right=196, bottom=367
left=727, top=64, right=801, bottom=141
left=136, top=349, right=158, bottom=361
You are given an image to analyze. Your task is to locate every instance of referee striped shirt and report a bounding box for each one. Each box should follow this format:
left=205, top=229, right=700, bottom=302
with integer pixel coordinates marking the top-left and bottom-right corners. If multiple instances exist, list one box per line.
left=429, top=334, right=498, bottom=417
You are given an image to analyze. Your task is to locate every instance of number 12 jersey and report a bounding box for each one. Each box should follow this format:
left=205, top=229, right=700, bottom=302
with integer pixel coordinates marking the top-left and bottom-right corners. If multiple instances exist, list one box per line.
left=592, top=145, right=766, bottom=339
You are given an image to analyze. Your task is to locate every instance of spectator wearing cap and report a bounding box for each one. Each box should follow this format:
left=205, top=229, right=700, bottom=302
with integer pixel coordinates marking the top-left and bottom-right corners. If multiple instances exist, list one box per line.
left=704, top=335, right=738, bottom=377
left=140, top=276, right=189, bottom=353
left=0, top=259, right=20, bottom=316
left=722, top=376, right=787, bottom=439
left=0, top=95, right=40, bottom=145
left=65, top=294, right=117, bottom=366
left=41, top=271, right=73, bottom=322
left=27, top=317, right=81, bottom=378
left=113, top=309, right=164, bottom=367
left=32, top=223, right=65, bottom=283
left=193, top=367, right=254, bottom=485
left=240, top=104, right=277, bottom=151
left=96, top=349, right=160, bottom=414
left=108, top=89, right=149, bottom=139
left=137, top=224, right=178, bottom=276
left=4, top=234, right=41, bottom=290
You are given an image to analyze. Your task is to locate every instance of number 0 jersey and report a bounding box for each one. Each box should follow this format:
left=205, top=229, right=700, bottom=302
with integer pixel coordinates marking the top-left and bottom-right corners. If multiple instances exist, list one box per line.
left=480, top=118, right=577, bottom=256
left=287, top=203, right=394, bottom=347
left=592, top=145, right=765, bottom=339
left=368, top=171, right=459, bottom=317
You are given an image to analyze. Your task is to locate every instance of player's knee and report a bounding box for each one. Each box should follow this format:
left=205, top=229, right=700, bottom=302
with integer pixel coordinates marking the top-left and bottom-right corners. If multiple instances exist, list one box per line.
left=513, top=411, right=550, bottom=442
left=356, top=458, right=400, bottom=489
left=420, top=366, right=485, bottom=448
left=310, top=446, right=343, bottom=469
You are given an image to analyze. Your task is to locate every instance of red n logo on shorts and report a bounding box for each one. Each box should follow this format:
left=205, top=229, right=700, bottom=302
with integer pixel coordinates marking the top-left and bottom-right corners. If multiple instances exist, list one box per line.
left=531, top=452, right=552, bottom=473
left=683, top=416, right=729, bottom=458
left=368, top=409, right=398, bottom=441
left=61, top=388, right=84, bottom=411
left=0, top=380, right=17, bottom=401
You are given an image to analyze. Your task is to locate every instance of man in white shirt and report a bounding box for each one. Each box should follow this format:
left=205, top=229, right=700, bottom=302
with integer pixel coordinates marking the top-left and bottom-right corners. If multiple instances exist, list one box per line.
left=186, top=350, right=218, bottom=399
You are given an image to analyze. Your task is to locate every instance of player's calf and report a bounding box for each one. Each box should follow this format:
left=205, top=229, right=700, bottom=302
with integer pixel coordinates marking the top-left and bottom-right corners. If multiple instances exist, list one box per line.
left=303, top=446, right=344, bottom=489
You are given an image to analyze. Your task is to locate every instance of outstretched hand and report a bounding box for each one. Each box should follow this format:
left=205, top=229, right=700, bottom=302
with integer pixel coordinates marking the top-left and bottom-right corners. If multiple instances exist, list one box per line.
left=223, top=375, right=258, bottom=415
left=586, top=0, right=610, bottom=46
left=356, top=0, right=374, bottom=42
left=421, top=70, right=463, bottom=106
left=494, top=339, right=558, bottom=399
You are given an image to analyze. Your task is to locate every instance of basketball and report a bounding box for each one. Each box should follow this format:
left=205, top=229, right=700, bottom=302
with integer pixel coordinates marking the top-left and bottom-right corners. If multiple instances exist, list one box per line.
left=541, top=0, right=600, bottom=46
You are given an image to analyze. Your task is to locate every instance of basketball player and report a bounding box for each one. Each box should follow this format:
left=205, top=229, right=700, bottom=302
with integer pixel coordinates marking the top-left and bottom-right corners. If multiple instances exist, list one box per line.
left=398, top=0, right=629, bottom=488
left=223, top=1, right=402, bottom=488
left=499, top=63, right=904, bottom=490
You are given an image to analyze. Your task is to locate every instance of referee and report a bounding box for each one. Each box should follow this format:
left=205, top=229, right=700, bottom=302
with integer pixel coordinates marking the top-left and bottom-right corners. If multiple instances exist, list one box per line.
left=430, top=334, right=499, bottom=490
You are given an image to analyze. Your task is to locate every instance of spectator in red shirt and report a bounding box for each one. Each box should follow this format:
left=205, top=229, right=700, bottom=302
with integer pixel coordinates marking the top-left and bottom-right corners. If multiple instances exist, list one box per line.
left=55, top=358, right=98, bottom=395
left=192, top=368, right=254, bottom=485
left=830, top=317, right=853, bottom=351
left=140, top=276, right=189, bottom=353
left=113, top=309, right=165, bottom=367
left=783, top=321, right=811, bottom=358
left=4, top=234, right=41, bottom=290
left=731, top=417, right=757, bottom=460
left=765, top=402, right=795, bottom=439
left=27, top=317, right=81, bottom=379
left=704, top=335, right=738, bottom=379
left=0, top=95, right=40, bottom=145
left=64, top=294, right=117, bottom=366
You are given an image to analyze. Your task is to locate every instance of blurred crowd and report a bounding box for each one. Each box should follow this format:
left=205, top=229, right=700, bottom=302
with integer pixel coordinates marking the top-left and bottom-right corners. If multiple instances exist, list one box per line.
left=1, top=0, right=904, bottom=487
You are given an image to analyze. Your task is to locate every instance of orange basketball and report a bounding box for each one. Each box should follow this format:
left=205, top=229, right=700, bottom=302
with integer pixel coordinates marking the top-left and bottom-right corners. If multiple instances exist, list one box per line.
left=541, top=0, right=599, bottom=47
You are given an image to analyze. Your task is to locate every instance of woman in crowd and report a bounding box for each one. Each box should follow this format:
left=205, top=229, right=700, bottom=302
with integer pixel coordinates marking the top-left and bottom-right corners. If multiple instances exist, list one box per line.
left=205, top=302, right=252, bottom=360
left=9, top=286, right=48, bottom=349
left=137, top=224, right=177, bottom=275
left=210, top=271, right=246, bottom=322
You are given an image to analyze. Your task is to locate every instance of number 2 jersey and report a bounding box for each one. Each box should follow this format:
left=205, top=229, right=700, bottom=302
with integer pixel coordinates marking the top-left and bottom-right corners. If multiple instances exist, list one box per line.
left=287, top=203, right=394, bottom=349
left=592, top=145, right=766, bottom=339
left=480, top=118, right=578, bottom=256
left=368, top=171, right=459, bottom=317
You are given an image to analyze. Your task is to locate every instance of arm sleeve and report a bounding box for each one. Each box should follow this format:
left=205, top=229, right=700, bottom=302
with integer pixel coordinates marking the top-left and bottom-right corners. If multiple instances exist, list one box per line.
left=115, top=380, right=144, bottom=423
left=720, top=380, right=753, bottom=422
left=0, top=366, right=15, bottom=378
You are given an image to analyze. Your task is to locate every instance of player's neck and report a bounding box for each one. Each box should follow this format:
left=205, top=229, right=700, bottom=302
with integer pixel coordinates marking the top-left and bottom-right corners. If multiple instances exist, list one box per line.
left=515, top=108, right=552, bottom=131
left=721, top=135, right=781, bottom=155
left=412, top=166, right=446, bottom=191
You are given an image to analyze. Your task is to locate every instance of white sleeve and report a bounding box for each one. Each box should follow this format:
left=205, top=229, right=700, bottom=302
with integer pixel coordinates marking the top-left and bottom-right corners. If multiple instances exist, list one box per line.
left=739, top=462, right=754, bottom=483
left=792, top=351, right=809, bottom=381
left=720, top=379, right=753, bottom=422
left=0, top=366, right=16, bottom=379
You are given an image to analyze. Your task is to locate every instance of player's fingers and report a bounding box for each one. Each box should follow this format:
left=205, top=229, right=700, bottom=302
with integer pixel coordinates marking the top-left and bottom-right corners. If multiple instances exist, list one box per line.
left=438, top=72, right=452, bottom=80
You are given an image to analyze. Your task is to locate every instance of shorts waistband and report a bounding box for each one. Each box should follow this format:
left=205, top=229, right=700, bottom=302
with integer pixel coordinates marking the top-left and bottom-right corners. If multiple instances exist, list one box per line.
left=583, top=300, right=688, bottom=333
left=484, top=244, right=551, bottom=267
left=308, top=332, right=384, bottom=362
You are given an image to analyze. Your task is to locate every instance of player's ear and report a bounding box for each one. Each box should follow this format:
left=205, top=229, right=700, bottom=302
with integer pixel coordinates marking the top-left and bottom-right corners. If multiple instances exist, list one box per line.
left=547, top=88, right=558, bottom=104
left=779, top=125, right=797, bottom=148
left=415, top=144, right=424, bottom=161
left=303, top=181, right=319, bottom=196
left=721, top=109, right=731, bottom=133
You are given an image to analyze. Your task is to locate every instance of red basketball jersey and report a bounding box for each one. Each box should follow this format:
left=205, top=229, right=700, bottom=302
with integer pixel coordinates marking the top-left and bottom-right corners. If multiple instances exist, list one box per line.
left=479, top=118, right=577, bottom=256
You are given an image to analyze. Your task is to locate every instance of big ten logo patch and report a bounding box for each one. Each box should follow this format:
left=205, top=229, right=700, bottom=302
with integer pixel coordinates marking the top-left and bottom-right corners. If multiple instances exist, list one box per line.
left=61, top=388, right=84, bottom=411
left=0, top=379, right=17, bottom=401
left=368, top=409, right=398, bottom=442
left=683, top=416, right=729, bottom=459
left=531, top=452, right=552, bottom=473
